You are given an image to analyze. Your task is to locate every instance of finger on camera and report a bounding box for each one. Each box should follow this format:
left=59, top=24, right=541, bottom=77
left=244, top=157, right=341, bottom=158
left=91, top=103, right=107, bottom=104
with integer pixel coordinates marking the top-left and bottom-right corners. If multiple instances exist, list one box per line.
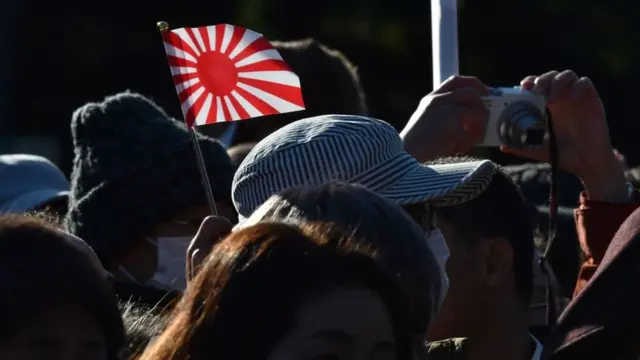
left=571, top=77, right=594, bottom=101
left=548, top=70, right=579, bottom=103
left=531, top=70, right=559, bottom=96
left=464, top=100, right=489, bottom=120
left=520, top=76, right=537, bottom=90
left=436, top=75, right=489, bottom=95
left=428, top=91, right=470, bottom=108
left=440, top=86, right=486, bottom=105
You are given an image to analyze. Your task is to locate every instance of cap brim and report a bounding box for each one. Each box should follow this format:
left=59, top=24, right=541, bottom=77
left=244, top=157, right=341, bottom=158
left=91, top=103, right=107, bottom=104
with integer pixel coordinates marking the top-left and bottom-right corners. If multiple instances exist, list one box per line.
left=378, top=153, right=497, bottom=206
left=0, top=189, right=69, bottom=213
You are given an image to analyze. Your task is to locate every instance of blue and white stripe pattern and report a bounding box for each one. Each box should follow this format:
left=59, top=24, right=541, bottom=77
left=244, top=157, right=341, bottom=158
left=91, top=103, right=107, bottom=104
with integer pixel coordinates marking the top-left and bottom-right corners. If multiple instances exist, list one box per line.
left=232, top=114, right=497, bottom=219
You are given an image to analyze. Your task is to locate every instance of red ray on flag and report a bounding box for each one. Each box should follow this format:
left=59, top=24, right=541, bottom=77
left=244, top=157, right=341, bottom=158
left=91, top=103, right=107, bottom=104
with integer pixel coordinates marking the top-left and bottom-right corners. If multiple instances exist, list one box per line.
left=160, top=24, right=305, bottom=127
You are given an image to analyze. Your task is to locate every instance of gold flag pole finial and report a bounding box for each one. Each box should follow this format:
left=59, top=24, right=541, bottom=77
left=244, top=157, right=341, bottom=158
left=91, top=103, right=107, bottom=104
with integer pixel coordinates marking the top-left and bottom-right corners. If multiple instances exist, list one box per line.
left=156, top=21, right=169, bottom=33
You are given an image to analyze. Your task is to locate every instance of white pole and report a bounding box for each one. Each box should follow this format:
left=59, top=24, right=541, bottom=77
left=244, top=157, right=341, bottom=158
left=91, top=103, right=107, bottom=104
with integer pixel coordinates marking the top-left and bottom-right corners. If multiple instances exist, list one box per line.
left=431, top=0, right=460, bottom=90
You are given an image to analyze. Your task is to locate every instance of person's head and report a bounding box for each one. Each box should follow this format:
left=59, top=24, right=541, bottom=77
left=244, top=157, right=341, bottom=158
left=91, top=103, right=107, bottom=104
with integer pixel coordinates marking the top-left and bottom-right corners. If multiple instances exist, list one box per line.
left=226, top=38, right=367, bottom=146
left=404, top=156, right=535, bottom=340
left=240, top=182, right=443, bottom=337
left=0, top=154, right=70, bottom=218
left=0, top=214, right=125, bottom=360
left=65, top=91, right=236, bottom=293
left=141, top=222, right=413, bottom=360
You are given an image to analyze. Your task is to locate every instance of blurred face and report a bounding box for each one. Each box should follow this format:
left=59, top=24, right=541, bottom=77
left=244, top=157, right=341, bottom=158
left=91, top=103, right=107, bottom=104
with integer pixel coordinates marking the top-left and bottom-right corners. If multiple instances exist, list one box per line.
left=426, top=218, right=484, bottom=341
left=116, top=203, right=236, bottom=289
left=426, top=216, right=514, bottom=341
left=0, top=305, right=107, bottom=360
left=268, top=287, right=398, bottom=360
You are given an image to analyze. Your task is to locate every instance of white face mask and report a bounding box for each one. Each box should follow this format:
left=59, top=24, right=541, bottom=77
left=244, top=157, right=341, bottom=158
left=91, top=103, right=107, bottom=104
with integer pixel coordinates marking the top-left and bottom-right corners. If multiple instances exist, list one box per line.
left=119, top=236, right=190, bottom=292
left=425, top=228, right=450, bottom=310
left=147, top=236, right=190, bottom=292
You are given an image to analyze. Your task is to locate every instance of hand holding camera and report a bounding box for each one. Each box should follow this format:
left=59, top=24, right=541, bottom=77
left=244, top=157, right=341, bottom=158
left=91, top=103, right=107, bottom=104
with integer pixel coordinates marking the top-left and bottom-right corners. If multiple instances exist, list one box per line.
left=402, top=74, right=548, bottom=162
left=401, top=75, right=490, bottom=162
left=500, top=70, right=627, bottom=201
left=499, top=70, right=609, bottom=176
left=186, top=216, right=233, bottom=281
left=403, top=70, right=625, bottom=200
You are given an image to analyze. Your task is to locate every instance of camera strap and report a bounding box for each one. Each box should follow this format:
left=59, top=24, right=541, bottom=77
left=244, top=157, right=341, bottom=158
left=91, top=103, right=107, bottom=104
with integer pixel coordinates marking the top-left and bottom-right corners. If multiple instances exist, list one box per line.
left=539, top=108, right=559, bottom=328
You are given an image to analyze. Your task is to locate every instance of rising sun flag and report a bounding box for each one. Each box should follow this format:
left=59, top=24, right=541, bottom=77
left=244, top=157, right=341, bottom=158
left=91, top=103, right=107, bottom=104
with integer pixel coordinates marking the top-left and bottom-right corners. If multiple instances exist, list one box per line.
left=160, top=23, right=305, bottom=127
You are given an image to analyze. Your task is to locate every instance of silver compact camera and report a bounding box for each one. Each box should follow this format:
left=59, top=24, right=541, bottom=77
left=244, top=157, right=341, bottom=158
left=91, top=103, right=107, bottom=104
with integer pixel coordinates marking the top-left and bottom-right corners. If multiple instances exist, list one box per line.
left=478, top=87, right=548, bottom=148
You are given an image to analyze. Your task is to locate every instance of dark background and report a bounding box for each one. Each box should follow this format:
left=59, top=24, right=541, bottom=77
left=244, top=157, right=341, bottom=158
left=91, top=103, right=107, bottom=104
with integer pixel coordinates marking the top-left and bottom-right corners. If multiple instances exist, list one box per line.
left=2, top=0, right=639, bottom=174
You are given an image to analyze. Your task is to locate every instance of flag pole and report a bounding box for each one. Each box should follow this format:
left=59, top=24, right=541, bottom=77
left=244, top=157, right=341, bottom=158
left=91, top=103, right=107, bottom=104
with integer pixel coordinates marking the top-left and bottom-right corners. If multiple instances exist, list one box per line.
left=188, top=127, right=218, bottom=216
left=157, top=21, right=218, bottom=216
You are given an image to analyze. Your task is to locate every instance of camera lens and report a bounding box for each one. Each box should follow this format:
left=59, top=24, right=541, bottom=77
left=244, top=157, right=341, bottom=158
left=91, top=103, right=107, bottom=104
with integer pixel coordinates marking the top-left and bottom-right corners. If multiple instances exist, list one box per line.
left=497, top=101, right=547, bottom=148
left=524, top=129, right=545, bottom=146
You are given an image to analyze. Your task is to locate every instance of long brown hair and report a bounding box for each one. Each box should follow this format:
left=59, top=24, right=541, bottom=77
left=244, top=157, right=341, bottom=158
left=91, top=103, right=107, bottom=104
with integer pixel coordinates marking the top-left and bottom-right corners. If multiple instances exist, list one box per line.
left=141, top=222, right=413, bottom=360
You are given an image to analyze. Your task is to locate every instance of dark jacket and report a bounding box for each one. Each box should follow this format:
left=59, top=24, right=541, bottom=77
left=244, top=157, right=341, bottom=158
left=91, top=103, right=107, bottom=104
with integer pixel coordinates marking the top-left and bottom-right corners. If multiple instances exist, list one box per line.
left=543, top=207, right=640, bottom=359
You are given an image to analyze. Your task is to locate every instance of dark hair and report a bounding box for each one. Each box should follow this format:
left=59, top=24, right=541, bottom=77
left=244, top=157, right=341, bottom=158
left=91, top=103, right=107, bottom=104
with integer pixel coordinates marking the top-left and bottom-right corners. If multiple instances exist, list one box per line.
left=141, top=222, right=413, bottom=360
left=25, top=209, right=64, bottom=227
left=230, top=38, right=367, bottom=146
left=0, top=215, right=125, bottom=359
left=33, top=196, right=69, bottom=221
left=242, top=182, right=442, bottom=333
left=410, top=156, right=535, bottom=302
left=119, top=300, right=169, bottom=357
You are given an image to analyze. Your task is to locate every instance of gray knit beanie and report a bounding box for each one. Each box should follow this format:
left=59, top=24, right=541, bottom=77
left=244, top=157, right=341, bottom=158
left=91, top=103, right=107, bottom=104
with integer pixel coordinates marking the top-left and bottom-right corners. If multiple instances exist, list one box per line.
left=64, top=91, right=234, bottom=263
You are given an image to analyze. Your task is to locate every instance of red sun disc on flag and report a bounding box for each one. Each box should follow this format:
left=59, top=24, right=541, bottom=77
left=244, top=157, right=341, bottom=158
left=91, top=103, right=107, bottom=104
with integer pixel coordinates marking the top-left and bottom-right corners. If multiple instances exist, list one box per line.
left=162, top=24, right=306, bottom=127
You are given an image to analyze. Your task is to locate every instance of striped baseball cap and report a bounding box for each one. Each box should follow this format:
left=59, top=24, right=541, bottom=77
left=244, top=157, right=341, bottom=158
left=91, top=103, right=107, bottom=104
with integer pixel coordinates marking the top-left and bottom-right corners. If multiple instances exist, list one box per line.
left=232, top=115, right=497, bottom=220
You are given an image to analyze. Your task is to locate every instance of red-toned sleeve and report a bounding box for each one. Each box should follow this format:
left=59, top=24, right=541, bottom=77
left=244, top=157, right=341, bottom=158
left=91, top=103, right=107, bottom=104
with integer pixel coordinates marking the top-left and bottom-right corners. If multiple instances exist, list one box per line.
left=573, top=191, right=640, bottom=298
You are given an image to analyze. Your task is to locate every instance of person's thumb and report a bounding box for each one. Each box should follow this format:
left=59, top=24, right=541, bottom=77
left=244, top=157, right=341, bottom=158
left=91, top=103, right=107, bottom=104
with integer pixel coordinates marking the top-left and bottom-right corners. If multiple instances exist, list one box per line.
left=188, top=216, right=233, bottom=280
left=445, top=86, right=485, bottom=105
left=195, top=216, right=233, bottom=241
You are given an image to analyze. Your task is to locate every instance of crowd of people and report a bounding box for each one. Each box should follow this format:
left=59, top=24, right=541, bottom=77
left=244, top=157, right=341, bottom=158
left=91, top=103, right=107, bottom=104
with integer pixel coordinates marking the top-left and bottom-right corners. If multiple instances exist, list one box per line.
left=1, top=38, right=638, bottom=360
